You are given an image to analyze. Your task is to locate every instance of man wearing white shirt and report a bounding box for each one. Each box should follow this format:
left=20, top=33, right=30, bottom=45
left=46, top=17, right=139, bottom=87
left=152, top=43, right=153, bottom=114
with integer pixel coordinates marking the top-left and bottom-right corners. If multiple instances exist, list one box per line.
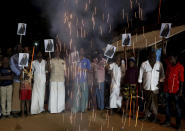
left=109, top=58, right=122, bottom=110
left=31, top=52, right=47, bottom=114
left=138, top=50, right=165, bottom=122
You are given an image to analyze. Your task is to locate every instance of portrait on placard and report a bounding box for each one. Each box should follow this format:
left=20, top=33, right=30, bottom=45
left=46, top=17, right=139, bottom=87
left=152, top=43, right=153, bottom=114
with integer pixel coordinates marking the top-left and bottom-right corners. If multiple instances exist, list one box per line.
left=44, top=39, right=54, bottom=52
left=160, top=23, right=171, bottom=38
left=122, top=33, right=131, bottom=46
left=104, top=44, right=116, bottom=59
left=17, top=23, right=27, bottom=35
left=19, top=53, right=29, bottom=67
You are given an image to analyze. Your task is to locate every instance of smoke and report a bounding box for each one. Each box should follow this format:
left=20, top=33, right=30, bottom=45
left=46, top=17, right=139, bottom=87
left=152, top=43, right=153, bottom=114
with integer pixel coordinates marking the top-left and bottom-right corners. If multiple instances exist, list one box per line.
left=32, top=0, right=160, bottom=51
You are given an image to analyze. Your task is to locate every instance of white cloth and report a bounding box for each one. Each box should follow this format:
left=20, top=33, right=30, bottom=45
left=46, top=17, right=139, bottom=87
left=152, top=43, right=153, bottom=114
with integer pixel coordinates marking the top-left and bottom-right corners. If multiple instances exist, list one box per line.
left=48, top=82, right=65, bottom=113
left=31, top=60, right=46, bottom=114
left=138, top=60, right=164, bottom=91
left=109, top=63, right=122, bottom=108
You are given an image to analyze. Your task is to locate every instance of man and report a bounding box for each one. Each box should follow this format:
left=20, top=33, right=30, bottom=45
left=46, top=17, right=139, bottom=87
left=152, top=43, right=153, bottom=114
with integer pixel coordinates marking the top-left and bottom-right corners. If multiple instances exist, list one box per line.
left=31, top=52, right=47, bottom=114
left=94, top=53, right=106, bottom=110
left=0, top=56, right=13, bottom=118
left=138, top=50, right=165, bottom=122
left=162, top=50, right=184, bottom=130
left=123, top=57, right=138, bottom=118
left=72, top=48, right=91, bottom=113
left=109, top=57, right=122, bottom=111
left=48, top=50, right=66, bottom=113
left=10, top=44, right=22, bottom=117
left=87, top=56, right=97, bottom=110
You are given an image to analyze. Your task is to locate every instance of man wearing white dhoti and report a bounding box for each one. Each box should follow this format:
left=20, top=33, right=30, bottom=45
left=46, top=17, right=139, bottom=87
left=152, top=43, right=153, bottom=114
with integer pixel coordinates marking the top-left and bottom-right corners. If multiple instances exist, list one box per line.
left=48, top=50, right=66, bottom=113
left=109, top=58, right=122, bottom=109
left=31, top=52, right=47, bottom=114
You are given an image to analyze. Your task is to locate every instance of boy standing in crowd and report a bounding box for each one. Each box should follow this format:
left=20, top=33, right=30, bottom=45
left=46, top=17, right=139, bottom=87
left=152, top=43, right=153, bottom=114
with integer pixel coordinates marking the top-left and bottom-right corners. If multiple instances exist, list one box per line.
left=94, top=53, right=106, bottom=110
left=20, top=66, right=32, bottom=117
left=0, top=56, right=13, bottom=118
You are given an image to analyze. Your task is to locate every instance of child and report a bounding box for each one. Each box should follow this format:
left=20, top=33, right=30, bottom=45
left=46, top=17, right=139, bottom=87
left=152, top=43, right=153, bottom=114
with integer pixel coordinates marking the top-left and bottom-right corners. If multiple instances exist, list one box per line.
left=20, top=64, right=32, bottom=117
left=0, top=56, right=13, bottom=118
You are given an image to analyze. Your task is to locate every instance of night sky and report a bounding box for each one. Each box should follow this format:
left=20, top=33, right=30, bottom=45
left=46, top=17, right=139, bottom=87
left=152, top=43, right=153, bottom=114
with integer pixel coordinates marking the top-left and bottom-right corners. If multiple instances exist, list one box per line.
left=1, top=0, right=185, bottom=49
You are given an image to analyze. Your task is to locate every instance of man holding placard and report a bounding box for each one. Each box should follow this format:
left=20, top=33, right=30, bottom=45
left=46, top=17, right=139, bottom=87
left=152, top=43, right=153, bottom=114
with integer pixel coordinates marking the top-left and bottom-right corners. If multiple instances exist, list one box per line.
left=10, top=45, right=22, bottom=117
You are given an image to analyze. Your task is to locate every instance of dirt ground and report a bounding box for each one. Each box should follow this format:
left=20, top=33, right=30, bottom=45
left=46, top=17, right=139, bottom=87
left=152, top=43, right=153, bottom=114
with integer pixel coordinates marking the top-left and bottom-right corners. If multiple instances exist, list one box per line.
left=0, top=110, right=184, bottom=131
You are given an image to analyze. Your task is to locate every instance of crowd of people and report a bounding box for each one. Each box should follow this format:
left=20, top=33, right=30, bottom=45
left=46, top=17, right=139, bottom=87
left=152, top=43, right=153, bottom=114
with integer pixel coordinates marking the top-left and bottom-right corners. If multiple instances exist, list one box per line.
left=0, top=40, right=184, bottom=130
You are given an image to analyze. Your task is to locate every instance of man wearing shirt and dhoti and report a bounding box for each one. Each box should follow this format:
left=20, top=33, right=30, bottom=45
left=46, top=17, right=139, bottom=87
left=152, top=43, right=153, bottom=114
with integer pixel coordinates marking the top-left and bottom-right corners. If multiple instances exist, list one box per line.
left=48, top=50, right=66, bottom=113
left=31, top=52, right=47, bottom=114
left=109, top=58, right=122, bottom=111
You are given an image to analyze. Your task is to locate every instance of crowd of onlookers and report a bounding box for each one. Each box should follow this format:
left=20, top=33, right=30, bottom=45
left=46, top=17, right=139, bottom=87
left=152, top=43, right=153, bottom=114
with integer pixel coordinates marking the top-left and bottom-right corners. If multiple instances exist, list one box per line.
left=0, top=40, right=184, bottom=130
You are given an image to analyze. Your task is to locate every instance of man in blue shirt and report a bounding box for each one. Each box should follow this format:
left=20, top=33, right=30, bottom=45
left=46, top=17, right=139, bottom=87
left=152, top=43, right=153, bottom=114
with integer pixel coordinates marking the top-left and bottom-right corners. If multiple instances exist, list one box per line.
left=72, top=48, right=91, bottom=113
left=0, top=56, right=13, bottom=118
left=10, top=45, right=22, bottom=117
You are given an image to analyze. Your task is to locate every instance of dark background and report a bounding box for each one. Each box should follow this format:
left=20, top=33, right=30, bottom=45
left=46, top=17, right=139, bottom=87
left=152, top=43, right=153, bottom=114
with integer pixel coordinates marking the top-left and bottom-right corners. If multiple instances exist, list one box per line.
left=1, top=0, right=185, bottom=50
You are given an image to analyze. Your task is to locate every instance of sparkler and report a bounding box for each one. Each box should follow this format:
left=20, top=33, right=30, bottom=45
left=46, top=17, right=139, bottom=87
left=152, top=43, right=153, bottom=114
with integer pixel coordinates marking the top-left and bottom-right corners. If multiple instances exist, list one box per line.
left=155, top=37, right=157, bottom=49
left=107, top=115, right=110, bottom=128
left=141, top=121, right=144, bottom=131
left=29, top=46, right=35, bottom=73
left=100, top=26, right=103, bottom=36
left=130, top=0, right=133, bottom=9
left=88, top=115, right=92, bottom=127
left=70, top=38, right=72, bottom=50
left=135, top=106, right=139, bottom=127
left=127, top=14, right=129, bottom=28
left=129, top=94, right=132, bottom=127
left=109, top=24, right=112, bottom=33
left=142, top=26, right=145, bottom=37
left=81, top=112, right=83, bottom=121
left=145, top=39, right=148, bottom=48
left=122, top=9, right=124, bottom=21
left=107, top=13, right=110, bottom=23
left=158, top=0, right=162, bottom=24
left=133, top=41, right=135, bottom=57
left=85, top=3, right=88, bottom=11
left=94, top=7, right=97, bottom=15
